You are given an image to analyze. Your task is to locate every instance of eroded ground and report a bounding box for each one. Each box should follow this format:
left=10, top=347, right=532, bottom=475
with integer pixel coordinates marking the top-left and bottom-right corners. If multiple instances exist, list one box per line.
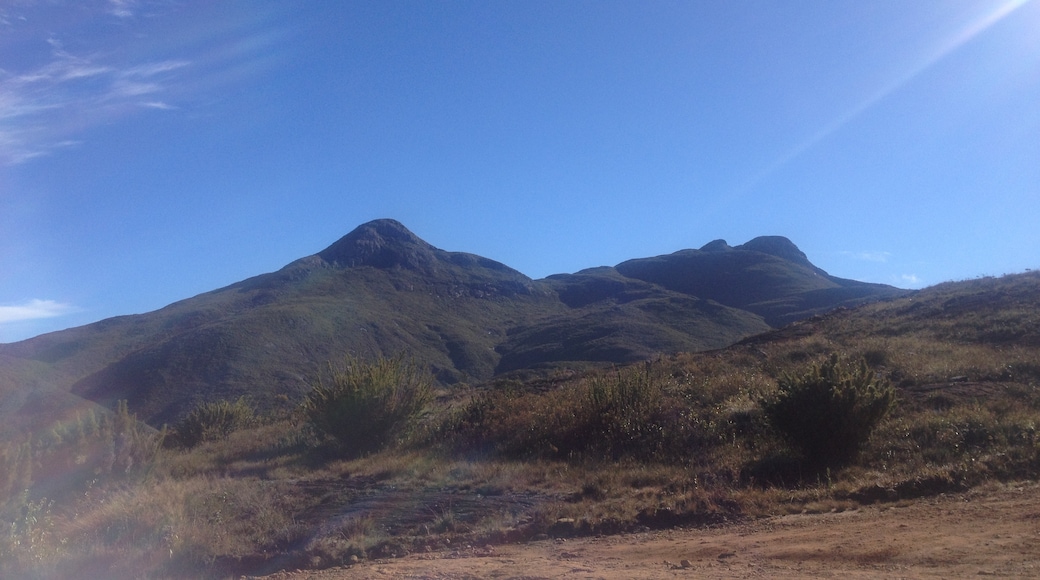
left=258, top=481, right=1040, bottom=579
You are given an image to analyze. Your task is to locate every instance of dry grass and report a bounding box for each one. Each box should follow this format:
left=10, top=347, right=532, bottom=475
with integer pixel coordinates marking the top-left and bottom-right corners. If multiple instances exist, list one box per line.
left=3, top=271, right=1040, bottom=578
left=38, top=475, right=303, bottom=578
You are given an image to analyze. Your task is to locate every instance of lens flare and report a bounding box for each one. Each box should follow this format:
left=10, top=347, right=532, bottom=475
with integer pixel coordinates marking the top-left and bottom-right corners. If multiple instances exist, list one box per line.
left=730, top=0, right=1036, bottom=198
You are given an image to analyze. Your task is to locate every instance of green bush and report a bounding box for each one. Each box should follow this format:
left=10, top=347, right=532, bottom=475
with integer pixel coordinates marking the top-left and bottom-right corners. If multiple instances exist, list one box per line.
left=172, top=397, right=256, bottom=448
left=301, top=356, right=432, bottom=456
left=762, top=354, right=895, bottom=467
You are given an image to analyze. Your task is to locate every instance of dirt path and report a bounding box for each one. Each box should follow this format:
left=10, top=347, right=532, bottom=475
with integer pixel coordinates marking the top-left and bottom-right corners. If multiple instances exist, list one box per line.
left=259, top=481, right=1040, bottom=579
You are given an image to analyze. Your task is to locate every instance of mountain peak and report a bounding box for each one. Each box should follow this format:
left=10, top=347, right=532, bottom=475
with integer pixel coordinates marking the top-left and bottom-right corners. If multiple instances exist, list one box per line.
left=317, top=219, right=438, bottom=270
left=700, top=239, right=732, bottom=252
left=736, top=236, right=813, bottom=268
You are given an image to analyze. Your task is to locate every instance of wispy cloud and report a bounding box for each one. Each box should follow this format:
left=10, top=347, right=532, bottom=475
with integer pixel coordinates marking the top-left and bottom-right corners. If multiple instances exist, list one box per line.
left=108, top=0, right=136, bottom=19
left=0, top=37, right=189, bottom=164
left=140, top=101, right=175, bottom=110
left=844, top=251, right=892, bottom=263
left=0, top=299, right=76, bottom=324
left=0, top=1, right=284, bottom=166
left=122, top=61, right=191, bottom=78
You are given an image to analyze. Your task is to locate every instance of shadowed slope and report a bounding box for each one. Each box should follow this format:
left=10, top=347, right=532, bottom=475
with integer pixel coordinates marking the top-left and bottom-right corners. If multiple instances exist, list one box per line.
left=616, top=236, right=905, bottom=326
left=496, top=268, right=770, bottom=372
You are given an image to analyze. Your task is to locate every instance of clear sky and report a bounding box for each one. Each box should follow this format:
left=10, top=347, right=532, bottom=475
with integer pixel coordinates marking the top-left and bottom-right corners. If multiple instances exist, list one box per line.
left=1, top=0, right=1038, bottom=343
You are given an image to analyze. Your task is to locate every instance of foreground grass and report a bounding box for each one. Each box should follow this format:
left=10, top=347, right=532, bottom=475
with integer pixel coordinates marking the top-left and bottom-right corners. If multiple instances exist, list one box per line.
left=3, top=271, right=1040, bottom=578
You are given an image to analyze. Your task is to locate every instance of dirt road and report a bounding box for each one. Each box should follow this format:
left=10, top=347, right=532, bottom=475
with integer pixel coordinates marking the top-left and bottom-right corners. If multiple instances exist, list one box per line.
left=260, top=481, right=1040, bottom=579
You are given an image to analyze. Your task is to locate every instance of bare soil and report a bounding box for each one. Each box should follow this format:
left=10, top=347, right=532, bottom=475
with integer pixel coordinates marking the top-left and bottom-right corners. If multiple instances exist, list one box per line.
left=257, top=481, right=1040, bottom=579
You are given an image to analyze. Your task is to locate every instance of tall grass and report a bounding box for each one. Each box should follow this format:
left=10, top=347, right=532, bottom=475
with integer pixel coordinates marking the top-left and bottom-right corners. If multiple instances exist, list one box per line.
left=0, top=401, right=165, bottom=578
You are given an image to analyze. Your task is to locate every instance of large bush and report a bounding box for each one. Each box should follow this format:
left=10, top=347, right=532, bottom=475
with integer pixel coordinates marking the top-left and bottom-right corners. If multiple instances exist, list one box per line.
left=301, top=356, right=431, bottom=456
left=762, top=354, right=895, bottom=467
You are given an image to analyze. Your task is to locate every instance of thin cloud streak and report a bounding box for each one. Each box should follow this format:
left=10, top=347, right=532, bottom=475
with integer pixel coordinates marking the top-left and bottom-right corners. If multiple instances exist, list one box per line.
left=0, top=299, right=76, bottom=324
left=122, top=61, right=191, bottom=78
left=108, top=0, right=136, bottom=19
left=0, top=48, right=188, bottom=164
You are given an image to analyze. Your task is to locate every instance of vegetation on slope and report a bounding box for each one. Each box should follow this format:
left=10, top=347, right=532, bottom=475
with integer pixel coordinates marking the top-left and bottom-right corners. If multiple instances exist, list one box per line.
left=1, top=271, right=1038, bottom=578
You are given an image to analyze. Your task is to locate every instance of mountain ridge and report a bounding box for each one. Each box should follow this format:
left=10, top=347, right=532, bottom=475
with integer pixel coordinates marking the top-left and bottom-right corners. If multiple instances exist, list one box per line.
left=0, top=219, right=907, bottom=427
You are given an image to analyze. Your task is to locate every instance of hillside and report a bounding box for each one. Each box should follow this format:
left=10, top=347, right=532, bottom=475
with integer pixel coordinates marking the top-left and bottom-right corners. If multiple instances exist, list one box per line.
left=1, top=269, right=1037, bottom=579
left=0, top=219, right=903, bottom=426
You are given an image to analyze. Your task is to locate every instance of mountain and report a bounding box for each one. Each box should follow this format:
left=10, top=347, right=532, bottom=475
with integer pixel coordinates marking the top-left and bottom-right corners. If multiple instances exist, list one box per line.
left=615, top=236, right=902, bottom=326
left=0, top=219, right=905, bottom=427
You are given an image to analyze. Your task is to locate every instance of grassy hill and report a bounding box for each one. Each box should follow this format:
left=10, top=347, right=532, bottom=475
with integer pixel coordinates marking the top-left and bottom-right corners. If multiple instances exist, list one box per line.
left=0, top=269, right=1037, bottom=578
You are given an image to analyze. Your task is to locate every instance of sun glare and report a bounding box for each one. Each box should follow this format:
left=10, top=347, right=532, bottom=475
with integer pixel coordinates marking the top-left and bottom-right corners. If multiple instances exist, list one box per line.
left=728, top=0, right=1038, bottom=199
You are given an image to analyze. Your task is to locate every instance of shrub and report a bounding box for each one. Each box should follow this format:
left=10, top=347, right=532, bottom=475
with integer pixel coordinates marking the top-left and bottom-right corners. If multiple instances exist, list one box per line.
left=301, top=356, right=431, bottom=456
left=444, top=363, right=685, bottom=461
left=761, top=354, right=895, bottom=467
left=576, top=367, right=671, bottom=460
left=172, top=397, right=256, bottom=448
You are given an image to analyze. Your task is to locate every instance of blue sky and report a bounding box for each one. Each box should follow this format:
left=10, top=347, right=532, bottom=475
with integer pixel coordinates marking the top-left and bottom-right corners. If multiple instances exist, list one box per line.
left=2, top=0, right=1038, bottom=343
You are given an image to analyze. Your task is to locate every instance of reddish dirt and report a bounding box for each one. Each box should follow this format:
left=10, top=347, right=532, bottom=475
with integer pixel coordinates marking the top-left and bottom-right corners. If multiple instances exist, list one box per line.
left=257, top=481, right=1040, bottom=579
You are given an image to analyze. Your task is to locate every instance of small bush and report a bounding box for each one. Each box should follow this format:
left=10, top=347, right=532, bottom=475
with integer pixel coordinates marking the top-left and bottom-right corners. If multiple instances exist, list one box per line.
left=762, top=354, right=895, bottom=467
left=301, top=356, right=431, bottom=456
left=172, top=397, right=256, bottom=448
